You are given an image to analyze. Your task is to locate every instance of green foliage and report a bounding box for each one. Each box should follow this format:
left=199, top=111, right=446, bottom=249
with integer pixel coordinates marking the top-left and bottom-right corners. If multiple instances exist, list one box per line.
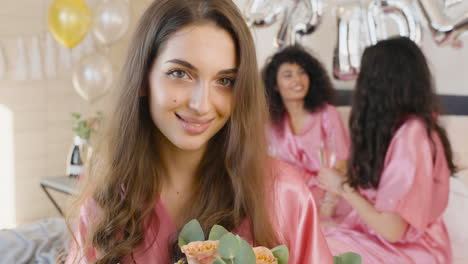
left=178, top=219, right=289, bottom=264
left=177, top=219, right=362, bottom=264
left=334, top=252, right=362, bottom=264
left=213, top=259, right=227, bottom=264
left=178, top=219, right=205, bottom=248
left=233, top=236, right=256, bottom=264
left=208, top=225, right=229, bottom=241
left=218, top=233, right=239, bottom=260
left=271, top=245, right=289, bottom=264
left=71, top=111, right=103, bottom=141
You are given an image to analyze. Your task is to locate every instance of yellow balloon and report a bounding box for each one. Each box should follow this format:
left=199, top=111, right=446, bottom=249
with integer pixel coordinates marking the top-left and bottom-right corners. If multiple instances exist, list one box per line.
left=48, top=0, right=92, bottom=48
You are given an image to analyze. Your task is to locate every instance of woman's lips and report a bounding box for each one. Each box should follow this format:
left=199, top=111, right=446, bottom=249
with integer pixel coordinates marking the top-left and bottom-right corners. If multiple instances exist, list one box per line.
left=176, top=113, right=214, bottom=134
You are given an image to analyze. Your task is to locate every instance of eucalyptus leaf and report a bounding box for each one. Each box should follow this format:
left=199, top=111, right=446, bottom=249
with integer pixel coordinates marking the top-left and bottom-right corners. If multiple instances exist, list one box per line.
left=213, top=258, right=228, bottom=264
left=218, top=233, right=239, bottom=259
left=234, top=236, right=256, bottom=264
left=334, top=252, right=361, bottom=264
left=339, top=252, right=361, bottom=264
left=209, top=225, right=229, bottom=241
left=334, top=256, right=342, bottom=264
left=178, top=219, right=205, bottom=248
left=271, top=245, right=289, bottom=264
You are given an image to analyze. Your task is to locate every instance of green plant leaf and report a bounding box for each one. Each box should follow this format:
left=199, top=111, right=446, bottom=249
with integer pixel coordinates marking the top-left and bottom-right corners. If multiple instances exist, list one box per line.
left=209, top=225, right=229, bottom=241
left=271, top=245, right=289, bottom=264
left=71, top=112, right=81, bottom=119
left=234, top=236, right=256, bottom=264
left=334, top=252, right=361, bottom=264
left=178, top=219, right=205, bottom=248
left=218, top=233, right=239, bottom=260
left=213, top=258, right=227, bottom=264
left=334, top=256, right=342, bottom=264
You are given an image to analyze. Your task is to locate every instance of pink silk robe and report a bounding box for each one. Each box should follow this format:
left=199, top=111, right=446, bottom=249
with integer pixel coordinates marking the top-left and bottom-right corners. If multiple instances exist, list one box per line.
left=324, top=117, right=452, bottom=264
left=66, top=160, right=334, bottom=264
left=266, top=104, right=351, bottom=220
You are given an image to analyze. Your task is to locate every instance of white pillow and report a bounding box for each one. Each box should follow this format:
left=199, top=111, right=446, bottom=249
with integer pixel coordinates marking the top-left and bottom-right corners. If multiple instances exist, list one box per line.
left=443, top=176, right=468, bottom=263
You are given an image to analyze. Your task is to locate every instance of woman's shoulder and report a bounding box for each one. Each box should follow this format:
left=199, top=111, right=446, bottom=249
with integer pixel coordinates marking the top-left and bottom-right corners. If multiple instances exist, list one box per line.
left=393, top=116, right=428, bottom=141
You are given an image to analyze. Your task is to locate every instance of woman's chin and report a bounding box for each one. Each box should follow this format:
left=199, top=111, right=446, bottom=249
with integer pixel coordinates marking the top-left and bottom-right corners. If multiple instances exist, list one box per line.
left=171, top=137, right=208, bottom=152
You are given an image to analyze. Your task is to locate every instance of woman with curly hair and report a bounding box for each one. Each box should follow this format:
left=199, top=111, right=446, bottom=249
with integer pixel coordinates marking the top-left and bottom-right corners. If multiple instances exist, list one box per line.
left=65, top=0, right=333, bottom=263
left=318, top=37, right=455, bottom=263
left=262, top=45, right=351, bottom=222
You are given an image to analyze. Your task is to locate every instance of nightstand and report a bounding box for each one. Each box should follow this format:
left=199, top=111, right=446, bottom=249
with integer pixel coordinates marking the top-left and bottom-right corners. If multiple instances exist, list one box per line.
left=40, top=176, right=79, bottom=216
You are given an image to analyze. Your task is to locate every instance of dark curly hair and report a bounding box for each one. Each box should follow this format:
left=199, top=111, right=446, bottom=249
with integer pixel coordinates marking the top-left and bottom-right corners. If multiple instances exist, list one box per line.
left=262, top=45, right=335, bottom=127
left=348, top=36, right=456, bottom=189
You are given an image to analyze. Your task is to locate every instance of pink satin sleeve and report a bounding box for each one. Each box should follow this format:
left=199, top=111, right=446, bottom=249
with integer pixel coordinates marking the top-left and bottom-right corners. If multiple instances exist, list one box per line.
left=272, top=160, right=334, bottom=264
left=323, top=105, right=350, bottom=162
left=374, top=118, right=450, bottom=237
left=65, top=199, right=99, bottom=264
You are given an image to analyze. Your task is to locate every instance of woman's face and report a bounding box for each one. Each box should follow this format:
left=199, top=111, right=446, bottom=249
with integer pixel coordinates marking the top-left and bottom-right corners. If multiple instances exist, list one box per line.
left=148, top=23, right=236, bottom=151
left=276, top=63, right=309, bottom=102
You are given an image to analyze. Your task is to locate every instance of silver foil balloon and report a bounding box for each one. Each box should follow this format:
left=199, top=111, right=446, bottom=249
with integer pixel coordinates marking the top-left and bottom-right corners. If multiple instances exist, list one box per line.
left=72, top=53, right=113, bottom=103
left=367, top=0, right=422, bottom=45
left=245, top=0, right=285, bottom=27
left=444, top=0, right=463, bottom=8
left=275, top=6, right=296, bottom=47
left=418, top=0, right=468, bottom=47
left=294, top=0, right=322, bottom=36
left=92, top=0, right=130, bottom=46
left=333, top=3, right=368, bottom=81
left=274, top=0, right=323, bottom=48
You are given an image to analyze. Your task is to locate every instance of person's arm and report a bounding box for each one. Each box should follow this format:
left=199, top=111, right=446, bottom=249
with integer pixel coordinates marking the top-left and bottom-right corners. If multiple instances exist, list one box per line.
left=317, top=168, right=408, bottom=242
left=341, top=183, right=408, bottom=242
left=319, top=160, right=346, bottom=219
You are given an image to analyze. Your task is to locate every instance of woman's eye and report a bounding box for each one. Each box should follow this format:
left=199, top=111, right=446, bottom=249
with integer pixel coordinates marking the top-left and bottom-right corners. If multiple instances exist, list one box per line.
left=167, top=70, right=188, bottom=79
left=218, top=77, right=235, bottom=87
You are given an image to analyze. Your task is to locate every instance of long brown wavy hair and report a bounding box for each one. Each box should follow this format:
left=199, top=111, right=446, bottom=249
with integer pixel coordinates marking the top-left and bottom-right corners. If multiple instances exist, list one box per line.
left=68, top=0, right=278, bottom=263
left=347, top=37, right=456, bottom=189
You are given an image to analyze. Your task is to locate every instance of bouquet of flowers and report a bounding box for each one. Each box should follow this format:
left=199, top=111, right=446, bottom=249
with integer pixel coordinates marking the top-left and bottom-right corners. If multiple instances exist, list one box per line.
left=175, top=219, right=361, bottom=264
left=175, top=220, right=288, bottom=264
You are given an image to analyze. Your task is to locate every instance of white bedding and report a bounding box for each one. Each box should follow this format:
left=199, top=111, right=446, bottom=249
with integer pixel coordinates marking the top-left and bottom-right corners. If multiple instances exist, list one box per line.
left=0, top=218, right=68, bottom=264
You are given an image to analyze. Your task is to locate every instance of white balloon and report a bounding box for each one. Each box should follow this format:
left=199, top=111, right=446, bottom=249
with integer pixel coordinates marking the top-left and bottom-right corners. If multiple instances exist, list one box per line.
left=72, top=53, right=113, bottom=103
left=93, top=0, right=130, bottom=46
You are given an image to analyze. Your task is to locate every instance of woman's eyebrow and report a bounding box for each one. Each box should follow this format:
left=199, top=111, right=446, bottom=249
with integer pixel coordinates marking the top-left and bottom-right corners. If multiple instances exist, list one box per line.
left=165, top=59, right=197, bottom=71
left=218, top=68, right=237, bottom=75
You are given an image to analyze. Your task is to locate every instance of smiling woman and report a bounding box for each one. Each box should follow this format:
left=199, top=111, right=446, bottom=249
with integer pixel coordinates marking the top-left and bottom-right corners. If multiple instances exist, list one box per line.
left=65, top=1, right=333, bottom=264
left=147, top=23, right=236, bottom=151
